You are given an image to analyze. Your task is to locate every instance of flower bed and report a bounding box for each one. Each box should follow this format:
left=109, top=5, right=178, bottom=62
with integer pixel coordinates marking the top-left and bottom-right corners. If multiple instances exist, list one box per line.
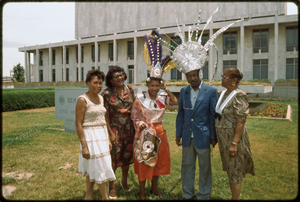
left=248, top=102, right=287, bottom=118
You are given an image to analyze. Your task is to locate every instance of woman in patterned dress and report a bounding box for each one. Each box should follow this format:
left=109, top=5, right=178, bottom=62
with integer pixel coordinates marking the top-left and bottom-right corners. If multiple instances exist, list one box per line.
left=131, top=78, right=178, bottom=200
left=215, top=67, right=255, bottom=200
left=101, top=66, right=135, bottom=199
left=76, top=70, right=116, bottom=200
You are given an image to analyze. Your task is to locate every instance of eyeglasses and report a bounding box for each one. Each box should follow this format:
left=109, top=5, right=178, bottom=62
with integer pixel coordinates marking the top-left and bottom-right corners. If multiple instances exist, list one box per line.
left=221, top=75, right=230, bottom=80
left=112, top=72, right=125, bottom=79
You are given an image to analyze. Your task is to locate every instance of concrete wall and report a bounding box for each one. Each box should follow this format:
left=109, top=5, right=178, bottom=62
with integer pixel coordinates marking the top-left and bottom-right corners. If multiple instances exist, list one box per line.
left=75, top=2, right=286, bottom=39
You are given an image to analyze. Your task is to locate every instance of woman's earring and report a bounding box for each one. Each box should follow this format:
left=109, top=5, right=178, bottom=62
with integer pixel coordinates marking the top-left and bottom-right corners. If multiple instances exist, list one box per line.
left=232, top=82, right=235, bottom=86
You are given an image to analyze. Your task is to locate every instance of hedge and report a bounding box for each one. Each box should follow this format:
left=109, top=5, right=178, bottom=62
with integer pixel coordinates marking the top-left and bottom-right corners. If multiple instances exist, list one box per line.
left=2, top=90, right=55, bottom=112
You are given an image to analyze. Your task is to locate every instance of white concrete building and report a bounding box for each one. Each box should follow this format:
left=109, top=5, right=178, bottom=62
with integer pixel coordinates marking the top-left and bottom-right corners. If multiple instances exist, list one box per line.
left=19, top=2, right=298, bottom=85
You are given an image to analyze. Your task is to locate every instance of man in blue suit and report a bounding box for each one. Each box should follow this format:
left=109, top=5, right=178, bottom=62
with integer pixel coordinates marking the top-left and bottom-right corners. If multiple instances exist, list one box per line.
left=176, top=69, right=218, bottom=200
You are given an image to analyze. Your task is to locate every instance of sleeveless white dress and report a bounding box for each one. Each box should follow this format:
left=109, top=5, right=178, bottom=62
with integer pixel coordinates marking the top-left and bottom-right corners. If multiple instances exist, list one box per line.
left=78, top=95, right=116, bottom=184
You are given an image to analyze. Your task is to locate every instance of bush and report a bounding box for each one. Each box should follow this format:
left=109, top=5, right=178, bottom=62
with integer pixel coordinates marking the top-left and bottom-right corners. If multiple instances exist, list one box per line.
left=276, top=79, right=287, bottom=82
left=247, top=79, right=259, bottom=82
left=2, top=90, right=55, bottom=112
left=287, top=79, right=298, bottom=81
left=261, top=79, right=271, bottom=83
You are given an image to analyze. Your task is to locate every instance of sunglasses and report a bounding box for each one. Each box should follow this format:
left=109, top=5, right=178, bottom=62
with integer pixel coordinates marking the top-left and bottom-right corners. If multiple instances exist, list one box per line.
left=112, top=72, right=125, bottom=79
left=221, top=75, right=230, bottom=80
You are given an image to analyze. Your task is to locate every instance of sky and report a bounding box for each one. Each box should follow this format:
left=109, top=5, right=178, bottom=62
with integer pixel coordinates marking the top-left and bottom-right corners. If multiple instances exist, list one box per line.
left=2, top=2, right=298, bottom=77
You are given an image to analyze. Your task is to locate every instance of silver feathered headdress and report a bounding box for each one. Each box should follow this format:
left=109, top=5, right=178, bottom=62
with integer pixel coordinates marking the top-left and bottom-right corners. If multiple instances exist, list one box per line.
left=153, top=7, right=243, bottom=85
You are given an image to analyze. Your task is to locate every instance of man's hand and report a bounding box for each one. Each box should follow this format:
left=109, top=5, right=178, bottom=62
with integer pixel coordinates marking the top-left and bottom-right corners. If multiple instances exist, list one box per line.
left=211, top=139, right=217, bottom=148
left=176, top=137, right=182, bottom=146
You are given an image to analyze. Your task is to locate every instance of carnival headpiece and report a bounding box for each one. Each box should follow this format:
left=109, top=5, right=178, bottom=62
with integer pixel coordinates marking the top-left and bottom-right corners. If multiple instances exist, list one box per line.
left=153, top=7, right=243, bottom=85
left=144, top=30, right=175, bottom=81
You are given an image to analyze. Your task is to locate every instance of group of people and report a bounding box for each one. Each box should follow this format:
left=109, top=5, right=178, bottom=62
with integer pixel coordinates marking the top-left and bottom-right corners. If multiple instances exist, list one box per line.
left=75, top=66, right=255, bottom=200
left=75, top=14, right=255, bottom=199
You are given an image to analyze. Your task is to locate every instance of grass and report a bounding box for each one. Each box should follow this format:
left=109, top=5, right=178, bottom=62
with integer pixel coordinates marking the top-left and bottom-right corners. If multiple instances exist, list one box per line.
left=2, top=99, right=298, bottom=200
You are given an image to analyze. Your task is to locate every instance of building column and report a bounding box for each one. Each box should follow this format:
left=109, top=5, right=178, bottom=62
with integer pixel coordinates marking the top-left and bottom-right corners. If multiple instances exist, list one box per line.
left=113, top=38, right=117, bottom=66
left=62, top=45, right=66, bottom=81
left=25, top=50, right=28, bottom=82
left=95, top=41, right=98, bottom=70
left=35, top=49, right=39, bottom=82
left=28, top=52, right=31, bottom=82
left=78, top=43, right=81, bottom=80
left=49, top=47, right=52, bottom=81
left=134, top=36, right=137, bottom=83
left=209, top=28, right=214, bottom=80
left=274, top=14, right=278, bottom=84
left=240, top=22, right=245, bottom=73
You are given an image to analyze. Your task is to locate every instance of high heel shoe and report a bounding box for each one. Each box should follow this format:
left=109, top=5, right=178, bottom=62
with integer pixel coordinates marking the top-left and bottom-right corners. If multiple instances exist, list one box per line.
left=120, top=180, right=131, bottom=192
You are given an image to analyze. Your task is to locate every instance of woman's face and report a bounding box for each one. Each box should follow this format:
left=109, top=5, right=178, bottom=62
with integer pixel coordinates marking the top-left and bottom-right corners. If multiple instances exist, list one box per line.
left=221, top=69, right=233, bottom=89
left=148, top=80, right=161, bottom=97
left=110, top=71, right=125, bottom=88
left=87, top=76, right=103, bottom=94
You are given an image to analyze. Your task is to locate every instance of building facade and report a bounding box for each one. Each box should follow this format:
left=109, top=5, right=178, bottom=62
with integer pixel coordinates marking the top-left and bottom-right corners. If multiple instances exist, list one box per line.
left=19, top=2, right=298, bottom=85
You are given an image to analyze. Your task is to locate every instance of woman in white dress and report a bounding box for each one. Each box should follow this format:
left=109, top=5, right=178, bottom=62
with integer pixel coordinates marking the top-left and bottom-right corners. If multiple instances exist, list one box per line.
left=76, top=70, right=116, bottom=200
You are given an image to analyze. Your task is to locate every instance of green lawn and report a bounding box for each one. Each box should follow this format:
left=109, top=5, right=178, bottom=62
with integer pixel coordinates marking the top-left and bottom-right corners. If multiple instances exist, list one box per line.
left=2, top=99, right=298, bottom=200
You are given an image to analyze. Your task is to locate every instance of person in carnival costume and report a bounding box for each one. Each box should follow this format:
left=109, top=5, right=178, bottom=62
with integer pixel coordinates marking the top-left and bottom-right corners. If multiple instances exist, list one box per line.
left=131, top=30, right=178, bottom=200
left=215, top=67, right=255, bottom=200
left=152, top=7, right=244, bottom=200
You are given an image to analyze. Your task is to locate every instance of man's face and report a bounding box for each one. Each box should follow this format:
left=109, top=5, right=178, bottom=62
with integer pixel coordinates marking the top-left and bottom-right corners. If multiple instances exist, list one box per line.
left=186, top=70, right=201, bottom=88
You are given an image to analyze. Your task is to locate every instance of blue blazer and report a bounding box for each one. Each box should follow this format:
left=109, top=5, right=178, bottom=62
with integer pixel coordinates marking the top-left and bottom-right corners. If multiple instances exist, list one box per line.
left=176, top=83, right=218, bottom=149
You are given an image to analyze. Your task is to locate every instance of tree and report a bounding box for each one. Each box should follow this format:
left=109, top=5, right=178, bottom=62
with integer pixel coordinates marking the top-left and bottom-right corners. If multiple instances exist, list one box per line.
left=11, top=63, right=25, bottom=82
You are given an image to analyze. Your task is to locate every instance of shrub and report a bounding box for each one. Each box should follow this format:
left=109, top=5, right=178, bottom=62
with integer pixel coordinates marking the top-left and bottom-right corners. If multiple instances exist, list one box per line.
left=261, top=79, right=271, bottom=83
left=276, top=79, right=287, bottom=82
left=247, top=79, right=259, bottom=82
left=169, top=79, right=177, bottom=82
left=2, top=90, right=55, bottom=112
left=287, top=79, right=298, bottom=81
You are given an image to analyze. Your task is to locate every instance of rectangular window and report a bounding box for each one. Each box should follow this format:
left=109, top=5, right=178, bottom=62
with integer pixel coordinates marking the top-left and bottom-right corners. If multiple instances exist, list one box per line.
left=81, top=46, right=84, bottom=63
left=62, top=68, right=63, bottom=80
left=286, top=26, right=298, bottom=51
left=61, top=48, right=63, bottom=64
left=286, top=58, right=298, bottom=80
left=98, top=66, right=100, bottom=70
left=52, top=69, right=55, bottom=82
left=109, top=43, right=113, bottom=61
left=171, top=36, right=182, bottom=80
left=52, top=50, right=55, bottom=65
left=92, top=45, right=95, bottom=62
left=201, top=34, right=209, bottom=55
left=128, top=65, right=134, bottom=83
left=128, top=41, right=134, bottom=60
left=202, top=62, right=209, bottom=80
left=66, top=48, right=69, bottom=64
left=39, top=69, right=43, bottom=82
left=66, top=68, right=69, bottom=81
left=98, top=44, right=100, bottom=62
left=223, top=60, right=237, bottom=72
left=253, top=29, right=268, bottom=53
left=39, top=51, right=43, bottom=66
left=223, top=31, right=237, bottom=54
left=81, top=67, right=84, bottom=81
left=76, top=47, right=78, bottom=63
left=92, top=66, right=95, bottom=70
left=76, top=68, right=79, bottom=81
left=253, top=59, right=268, bottom=80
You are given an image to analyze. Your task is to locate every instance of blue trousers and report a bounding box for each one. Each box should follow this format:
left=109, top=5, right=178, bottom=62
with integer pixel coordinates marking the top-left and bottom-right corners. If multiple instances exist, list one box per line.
left=181, top=138, right=212, bottom=200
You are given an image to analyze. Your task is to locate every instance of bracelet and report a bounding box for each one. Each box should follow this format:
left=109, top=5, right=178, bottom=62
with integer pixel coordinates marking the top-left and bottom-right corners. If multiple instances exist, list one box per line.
left=232, top=141, right=238, bottom=145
